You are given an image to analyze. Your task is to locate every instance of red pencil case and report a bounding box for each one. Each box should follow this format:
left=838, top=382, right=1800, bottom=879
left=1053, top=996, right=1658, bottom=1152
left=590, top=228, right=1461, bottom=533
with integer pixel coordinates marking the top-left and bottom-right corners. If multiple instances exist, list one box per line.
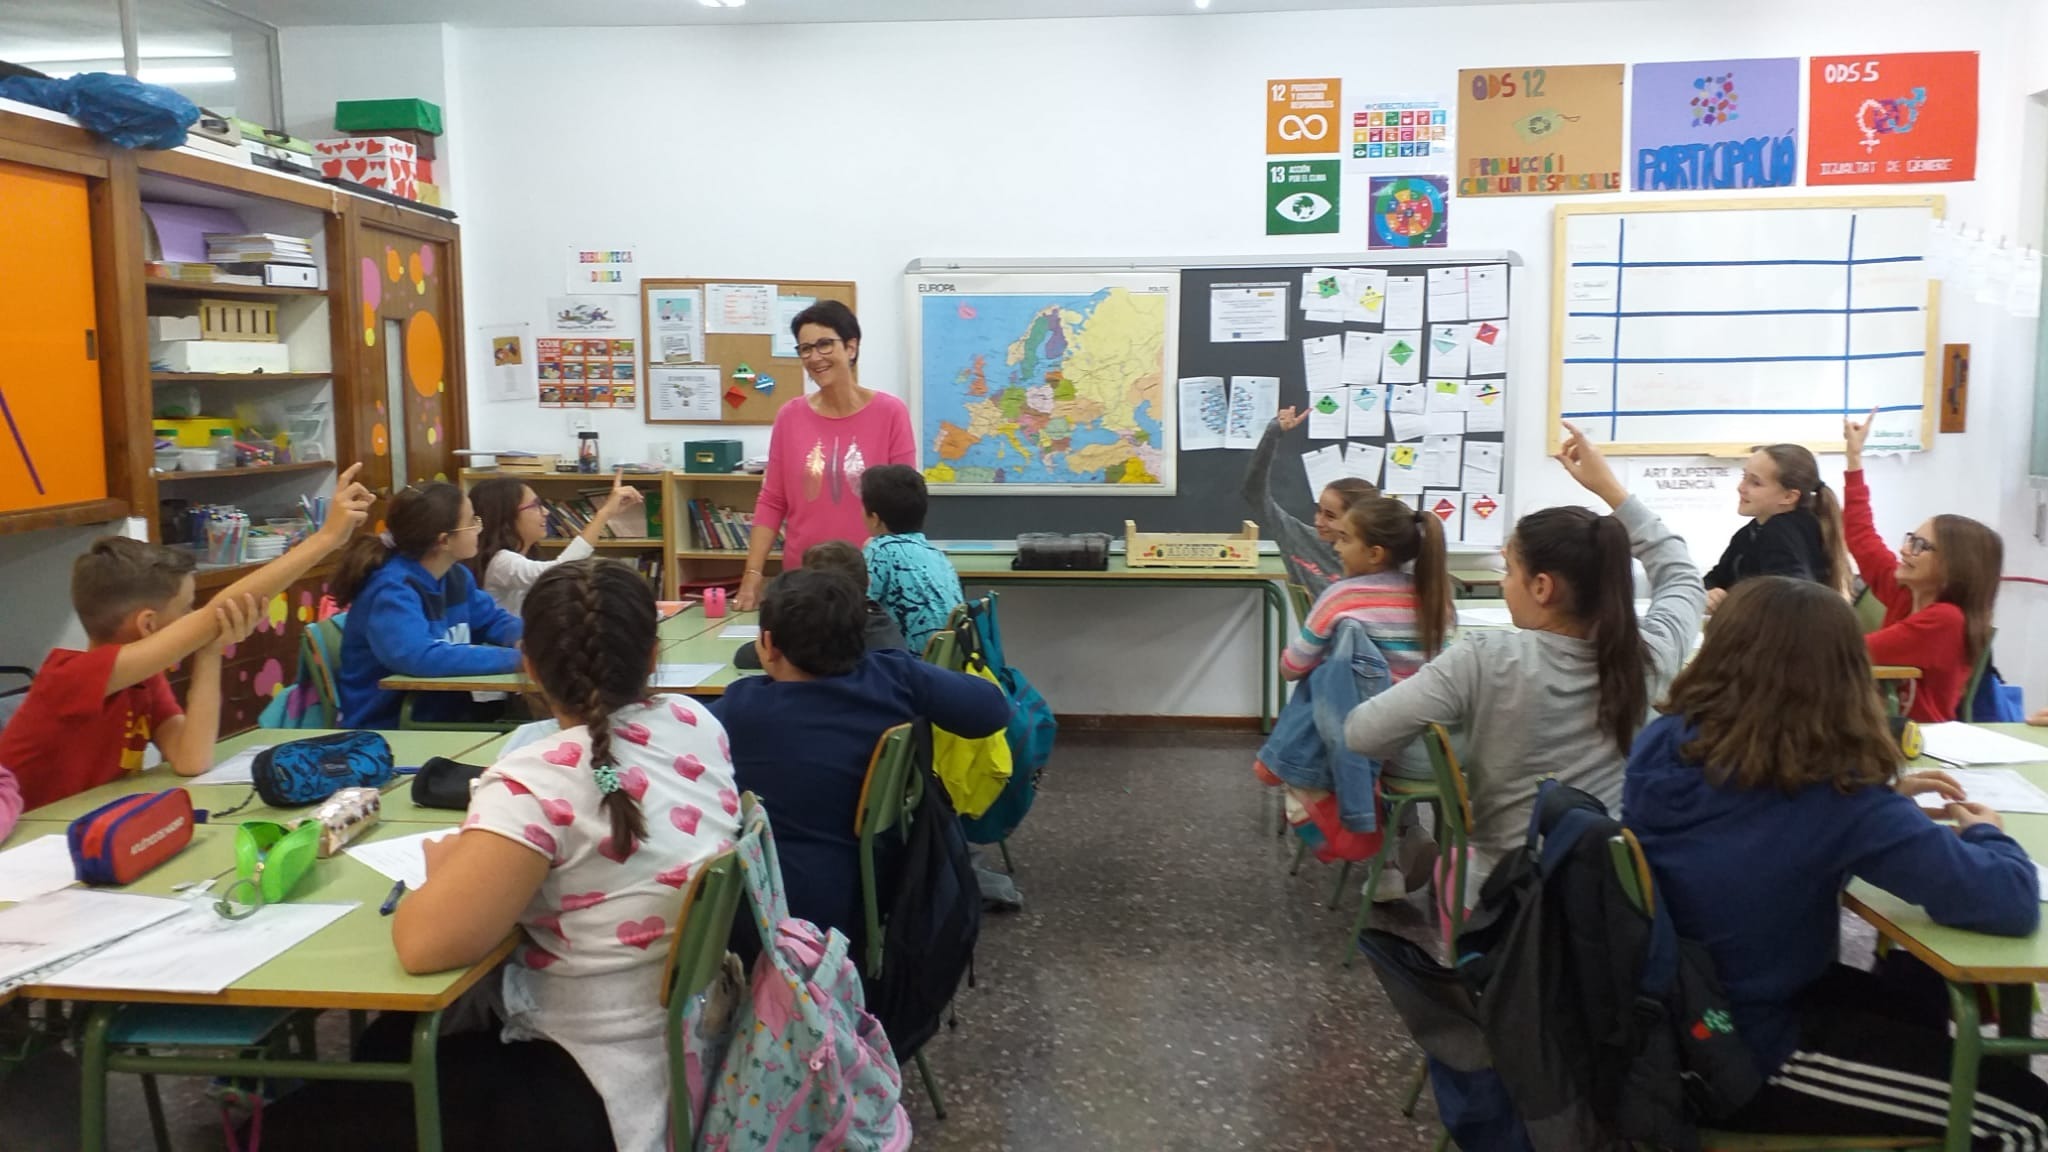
left=67, top=789, right=195, bottom=886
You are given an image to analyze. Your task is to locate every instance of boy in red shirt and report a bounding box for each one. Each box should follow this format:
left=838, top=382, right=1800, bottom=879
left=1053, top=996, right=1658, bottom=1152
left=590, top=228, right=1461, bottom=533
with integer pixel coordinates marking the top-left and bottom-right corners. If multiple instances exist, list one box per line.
left=0, top=465, right=374, bottom=811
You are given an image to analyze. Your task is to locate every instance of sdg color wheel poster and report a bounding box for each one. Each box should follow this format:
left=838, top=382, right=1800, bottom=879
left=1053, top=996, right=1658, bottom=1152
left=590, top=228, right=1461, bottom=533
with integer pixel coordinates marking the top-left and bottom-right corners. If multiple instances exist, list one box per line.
left=1368, top=176, right=1449, bottom=249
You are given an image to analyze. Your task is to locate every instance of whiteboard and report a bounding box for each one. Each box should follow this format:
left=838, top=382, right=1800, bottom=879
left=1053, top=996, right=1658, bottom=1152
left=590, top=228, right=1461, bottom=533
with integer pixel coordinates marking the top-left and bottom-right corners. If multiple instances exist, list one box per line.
left=1548, top=196, right=1942, bottom=456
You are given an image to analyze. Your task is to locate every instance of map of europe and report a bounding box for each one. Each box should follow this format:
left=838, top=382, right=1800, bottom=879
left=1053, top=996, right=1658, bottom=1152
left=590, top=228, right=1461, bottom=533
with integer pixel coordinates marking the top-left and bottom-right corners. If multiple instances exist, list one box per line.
left=918, top=285, right=1173, bottom=490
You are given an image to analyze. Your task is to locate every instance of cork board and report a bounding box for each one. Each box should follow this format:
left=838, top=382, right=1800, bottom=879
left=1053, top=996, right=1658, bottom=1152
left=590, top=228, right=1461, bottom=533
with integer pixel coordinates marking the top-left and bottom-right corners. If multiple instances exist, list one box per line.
left=640, top=277, right=857, bottom=425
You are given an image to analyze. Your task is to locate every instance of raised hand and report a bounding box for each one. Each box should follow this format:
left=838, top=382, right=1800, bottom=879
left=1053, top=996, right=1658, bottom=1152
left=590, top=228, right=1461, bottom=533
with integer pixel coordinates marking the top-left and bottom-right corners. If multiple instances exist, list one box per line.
left=1556, top=422, right=1627, bottom=509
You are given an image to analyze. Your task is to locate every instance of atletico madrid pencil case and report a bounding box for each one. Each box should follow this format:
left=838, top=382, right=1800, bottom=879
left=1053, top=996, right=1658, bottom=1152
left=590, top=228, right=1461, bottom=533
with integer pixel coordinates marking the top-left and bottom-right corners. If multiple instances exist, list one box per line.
left=67, top=789, right=196, bottom=886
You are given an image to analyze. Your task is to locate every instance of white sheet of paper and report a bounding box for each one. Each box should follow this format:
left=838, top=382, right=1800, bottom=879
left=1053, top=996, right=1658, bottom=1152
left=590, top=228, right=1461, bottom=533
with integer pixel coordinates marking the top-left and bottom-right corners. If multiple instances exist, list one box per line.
left=1301, top=268, right=1347, bottom=313
left=1462, top=493, right=1507, bottom=547
left=1209, top=285, right=1290, bottom=343
left=1426, top=379, right=1467, bottom=413
left=1464, top=441, right=1504, bottom=490
left=1302, top=334, right=1345, bottom=393
left=346, top=829, right=458, bottom=890
left=1224, top=376, right=1280, bottom=450
left=53, top=902, right=357, bottom=996
left=1429, top=324, right=1470, bottom=378
left=1463, top=381, right=1506, bottom=432
left=654, top=663, right=724, bottom=689
left=1422, top=435, right=1463, bottom=488
left=1347, top=385, right=1386, bottom=438
left=1179, top=376, right=1229, bottom=450
left=2035, top=861, right=2048, bottom=902
left=1301, top=445, right=1348, bottom=498
left=704, top=283, right=776, bottom=335
left=1426, top=412, right=1466, bottom=435
left=1344, top=442, right=1386, bottom=484
left=1918, top=725, right=2048, bottom=767
left=0, top=889, right=186, bottom=987
left=1467, top=264, right=1510, bottom=319
left=1385, top=276, right=1426, bottom=329
left=1389, top=382, right=1427, bottom=414
left=1389, top=412, right=1429, bottom=442
left=1342, top=331, right=1386, bottom=385
left=0, top=836, right=77, bottom=903
left=1910, top=768, right=2048, bottom=814
left=1458, top=605, right=1517, bottom=628
left=770, top=294, right=815, bottom=358
left=647, top=288, right=705, bottom=365
left=1382, top=443, right=1425, bottom=494
left=187, top=745, right=274, bottom=786
left=649, top=368, right=723, bottom=422
left=1306, top=390, right=1348, bottom=440
left=1423, top=490, right=1463, bottom=537
left=1566, top=269, right=1618, bottom=304
left=502, top=719, right=561, bottom=756
left=1470, top=320, right=1509, bottom=376
left=1383, top=331, right=1423, bottom=384
left=718, top=624, right=761, bottom=640
left=1427, top=267, right=1469, bottom=322
left=1343, top=268, right=1389, bottom=325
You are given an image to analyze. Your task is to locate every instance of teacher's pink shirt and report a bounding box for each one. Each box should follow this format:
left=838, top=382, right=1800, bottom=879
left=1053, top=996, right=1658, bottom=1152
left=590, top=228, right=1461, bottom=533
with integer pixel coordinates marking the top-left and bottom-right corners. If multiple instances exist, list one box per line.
left=755, top=392, right=916, bottom=564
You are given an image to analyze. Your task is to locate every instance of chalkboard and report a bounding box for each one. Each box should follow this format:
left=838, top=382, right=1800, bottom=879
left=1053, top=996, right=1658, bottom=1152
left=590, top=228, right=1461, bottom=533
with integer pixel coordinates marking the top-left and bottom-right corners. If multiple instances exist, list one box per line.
left=924, top=254, right=1521, bottom=545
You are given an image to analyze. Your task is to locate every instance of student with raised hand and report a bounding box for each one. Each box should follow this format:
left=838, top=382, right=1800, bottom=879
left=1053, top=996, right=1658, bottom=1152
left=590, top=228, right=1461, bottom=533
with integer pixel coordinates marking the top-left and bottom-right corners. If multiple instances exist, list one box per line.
left=0, top=465, right=373, bottom=810
left=1841, top=408, right=2003, bottom=722
left=1627, top=576, right=2047, bottom=1148
left=1704, top=443, right=1850, bottom=613
left=468, top=470, right=644, bottom=614
left=334, top=481, right=524, bottom=729
left=1242, top=407, right=1380, bottom=596
left=1345, top=423, right=1705, bottom=890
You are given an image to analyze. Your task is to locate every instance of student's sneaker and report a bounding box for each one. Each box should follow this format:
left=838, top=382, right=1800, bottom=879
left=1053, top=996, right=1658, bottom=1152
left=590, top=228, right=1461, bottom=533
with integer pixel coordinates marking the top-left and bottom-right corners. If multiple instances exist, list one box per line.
left=1251, top=759, right=1284, bottom=787
left=1371, top=864, right=1410, bottom=902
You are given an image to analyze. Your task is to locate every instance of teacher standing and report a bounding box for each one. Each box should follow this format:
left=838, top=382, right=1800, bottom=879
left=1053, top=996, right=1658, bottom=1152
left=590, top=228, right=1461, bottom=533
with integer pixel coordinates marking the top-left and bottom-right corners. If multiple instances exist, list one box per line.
left=737, top=301, right=915, bottom=611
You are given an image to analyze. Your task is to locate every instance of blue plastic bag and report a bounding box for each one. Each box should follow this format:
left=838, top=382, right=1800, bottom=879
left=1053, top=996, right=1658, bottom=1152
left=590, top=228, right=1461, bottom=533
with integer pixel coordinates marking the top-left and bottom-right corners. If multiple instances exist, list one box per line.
left=0, top=73, right=198, bottom=150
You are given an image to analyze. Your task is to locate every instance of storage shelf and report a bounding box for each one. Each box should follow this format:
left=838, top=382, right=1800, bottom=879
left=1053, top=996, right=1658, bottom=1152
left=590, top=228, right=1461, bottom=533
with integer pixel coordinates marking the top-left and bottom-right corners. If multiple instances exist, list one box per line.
left=152, top=372, right=331, bottom=383
left=676, top=549, right=781, bottom=560
left=460, top=469, right=665, bottom=484
left=156, top=461, right=334, bottom=483
left=682, top=472, right=763, bottom=482
left=536, top=537, right=662, bottom=549
left=144, top=279, right=327, bottom=299
left=0, top=498, right=131, bottom=537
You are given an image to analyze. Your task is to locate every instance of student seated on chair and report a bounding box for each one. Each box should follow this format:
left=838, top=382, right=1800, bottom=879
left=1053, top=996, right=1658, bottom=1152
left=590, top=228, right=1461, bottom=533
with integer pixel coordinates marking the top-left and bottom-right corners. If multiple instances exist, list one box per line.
left=334, top=482, right=524, bottom=729
left=1345, top=424, right=1705, bottom=895
left=1243, top=407, right=1379, bottom=597
left=467, top=470, right=645, bottom=615
left=733, top=540, right=904, bottom=671
left=1702, top=443, right=1850, bottom=615
left=859, top=464, right=965, bottom=653
left=711, top=567, right=1008, bottom=944
left=1626, top=576, right=2048, bottom=1148
left=0, top=466, right=374, bottom=811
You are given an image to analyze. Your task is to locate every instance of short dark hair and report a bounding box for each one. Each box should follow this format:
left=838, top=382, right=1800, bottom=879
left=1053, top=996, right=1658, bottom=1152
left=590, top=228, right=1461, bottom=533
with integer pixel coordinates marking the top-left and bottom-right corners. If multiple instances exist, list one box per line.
left=73, top=536, right=196, bottom=642
left=759, top=567, right=865, bottom=677
left=802, top=539, right=868, bottom=589
left=859, top=464, right=928, bottom=534
left=789, top=300, right=860, bottom=362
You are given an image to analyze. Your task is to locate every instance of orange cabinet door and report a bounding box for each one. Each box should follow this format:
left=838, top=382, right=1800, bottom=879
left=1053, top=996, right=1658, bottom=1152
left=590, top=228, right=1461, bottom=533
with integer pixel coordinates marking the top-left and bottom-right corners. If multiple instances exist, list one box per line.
left=0, top=161, right=106, bottom=511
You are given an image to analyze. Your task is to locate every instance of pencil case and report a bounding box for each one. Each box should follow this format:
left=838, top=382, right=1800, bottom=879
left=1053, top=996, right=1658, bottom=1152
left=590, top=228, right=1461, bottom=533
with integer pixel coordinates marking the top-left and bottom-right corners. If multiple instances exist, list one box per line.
left=67, top=789, right=195, bottom=886
left=412, top=757, right=487, bottom=811
left=252, top=731, right=395, bottom=807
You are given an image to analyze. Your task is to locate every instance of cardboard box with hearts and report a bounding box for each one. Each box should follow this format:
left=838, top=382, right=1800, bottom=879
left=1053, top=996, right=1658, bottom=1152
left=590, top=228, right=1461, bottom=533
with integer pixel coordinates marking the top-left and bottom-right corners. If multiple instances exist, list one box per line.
left=317, top=152, right=419, bottom=200
left=313, top=135, right=418, bottom=163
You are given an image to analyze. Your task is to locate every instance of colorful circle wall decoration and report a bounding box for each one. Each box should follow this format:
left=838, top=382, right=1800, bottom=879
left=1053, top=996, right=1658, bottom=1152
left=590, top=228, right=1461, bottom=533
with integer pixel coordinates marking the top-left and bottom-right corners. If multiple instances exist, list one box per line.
left=1367, top=175, right=1450, bottom=250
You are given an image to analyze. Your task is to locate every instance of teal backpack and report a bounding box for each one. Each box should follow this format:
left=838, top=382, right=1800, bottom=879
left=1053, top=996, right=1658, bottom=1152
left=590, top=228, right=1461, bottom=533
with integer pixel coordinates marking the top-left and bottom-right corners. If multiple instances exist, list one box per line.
left=682, top=799, right=911, bottom=1151
left=256, top=613, right=346, bottom=729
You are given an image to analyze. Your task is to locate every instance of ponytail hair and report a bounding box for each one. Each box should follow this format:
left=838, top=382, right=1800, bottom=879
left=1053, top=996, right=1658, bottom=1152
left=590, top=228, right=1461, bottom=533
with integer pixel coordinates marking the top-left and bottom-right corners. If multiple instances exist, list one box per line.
left=1930, top=514, right=2002, bottom=673
left=521, top=559, right=657, bottom=855
left=1511, top=507, right=1647, bottom=756
left=333, top=482, right=464, bottom=606
left=467, top=477, right=532, bottom=586
left=1756, top=444, right=1850, bottom=595
left=1342, top=496, right=1453, bottom=657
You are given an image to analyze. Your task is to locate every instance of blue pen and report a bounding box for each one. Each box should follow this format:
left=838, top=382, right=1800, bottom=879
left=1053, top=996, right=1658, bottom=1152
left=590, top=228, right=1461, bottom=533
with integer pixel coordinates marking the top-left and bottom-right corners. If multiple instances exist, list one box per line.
left=379, top=879, right=407, bottom=915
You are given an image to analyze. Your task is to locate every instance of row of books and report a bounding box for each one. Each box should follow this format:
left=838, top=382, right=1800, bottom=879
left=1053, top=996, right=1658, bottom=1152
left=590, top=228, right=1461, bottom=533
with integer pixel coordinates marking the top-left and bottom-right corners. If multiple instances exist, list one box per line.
left=539, top=488, right=658, bottom=541
left=685, top=499, right=783, bottom=552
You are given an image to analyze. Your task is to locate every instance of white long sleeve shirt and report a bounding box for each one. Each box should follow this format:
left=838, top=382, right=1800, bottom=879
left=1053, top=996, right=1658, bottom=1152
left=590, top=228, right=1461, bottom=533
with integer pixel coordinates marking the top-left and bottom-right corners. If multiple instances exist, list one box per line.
left=483, top=536, right=595, bottom=615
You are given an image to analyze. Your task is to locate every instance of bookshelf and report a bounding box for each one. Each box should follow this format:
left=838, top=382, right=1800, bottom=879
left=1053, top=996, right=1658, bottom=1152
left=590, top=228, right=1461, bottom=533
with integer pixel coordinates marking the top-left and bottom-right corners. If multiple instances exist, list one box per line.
left=665, top=470, right=783, bottom=599
left=459, top=468, right=668, bottom=589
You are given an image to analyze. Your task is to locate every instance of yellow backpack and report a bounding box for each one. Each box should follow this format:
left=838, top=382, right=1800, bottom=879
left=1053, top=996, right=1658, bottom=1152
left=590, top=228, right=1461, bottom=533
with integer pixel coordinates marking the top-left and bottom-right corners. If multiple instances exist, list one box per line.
left=929, top=644, right=1014, bottom=819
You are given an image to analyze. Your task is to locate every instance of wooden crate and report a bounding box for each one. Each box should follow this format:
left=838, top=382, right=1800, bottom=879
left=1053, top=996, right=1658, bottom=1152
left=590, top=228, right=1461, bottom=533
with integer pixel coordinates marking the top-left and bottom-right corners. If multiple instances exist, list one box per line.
left=199, top=297, right=279, bottom=342
left=1124, top=520, right=1260, bottom=568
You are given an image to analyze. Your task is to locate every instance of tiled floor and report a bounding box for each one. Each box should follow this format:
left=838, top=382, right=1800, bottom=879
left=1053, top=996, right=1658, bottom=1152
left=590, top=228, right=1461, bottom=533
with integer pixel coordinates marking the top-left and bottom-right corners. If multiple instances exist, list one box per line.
left=0, top=730, right=1496, bottom=1150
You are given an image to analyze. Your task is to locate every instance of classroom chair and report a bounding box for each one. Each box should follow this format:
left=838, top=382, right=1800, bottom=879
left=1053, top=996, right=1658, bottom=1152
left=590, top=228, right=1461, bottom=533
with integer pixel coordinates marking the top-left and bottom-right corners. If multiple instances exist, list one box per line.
left=1343, top=724, right=1474, bottom=967
left=856, top=723, right=947, bottom=1119
left=661, top=848, right=745, bottom=1148
left=924, top=598, right=1019, bottom=874
left=1272, top=585, right=1314, bottom=840
left=1852, top=585, right=1886, bottom=635
left=1957, top=627, right=1998, bottom=722
left=78, top=1004, right=319, bottom=1152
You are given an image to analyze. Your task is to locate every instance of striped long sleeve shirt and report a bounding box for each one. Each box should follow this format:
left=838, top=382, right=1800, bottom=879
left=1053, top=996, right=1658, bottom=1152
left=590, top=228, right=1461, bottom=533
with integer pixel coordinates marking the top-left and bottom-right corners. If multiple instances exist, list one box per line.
left=1283, top=570, right=1426, bottom=682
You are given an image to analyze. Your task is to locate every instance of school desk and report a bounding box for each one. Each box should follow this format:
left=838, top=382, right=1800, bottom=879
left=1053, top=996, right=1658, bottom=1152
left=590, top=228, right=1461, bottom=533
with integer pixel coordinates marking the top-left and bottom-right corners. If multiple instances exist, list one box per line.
left=378, top=610, right=757, bottom=702
left=19, top=729, right=501, bottom=826
left=1448, top=568, right=1506, bottom=598
left=3, top=818, right=510, bottom=1152
left=1842, top=722, right=2048, bottom=1151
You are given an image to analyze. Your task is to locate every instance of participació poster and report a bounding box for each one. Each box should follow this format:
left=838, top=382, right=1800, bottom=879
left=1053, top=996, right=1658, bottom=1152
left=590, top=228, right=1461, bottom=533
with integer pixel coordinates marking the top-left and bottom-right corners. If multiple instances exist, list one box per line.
left=1630, top=58, right=1799, bottom=190
left=1457, top=64, right=1624, bottom=196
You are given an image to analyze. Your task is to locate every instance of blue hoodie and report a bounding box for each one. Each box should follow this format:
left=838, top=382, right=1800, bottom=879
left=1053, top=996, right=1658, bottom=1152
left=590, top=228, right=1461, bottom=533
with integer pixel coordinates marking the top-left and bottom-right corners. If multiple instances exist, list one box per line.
left=338, top=555, right=524, bottom=729
left=1623, top=712, right=2038, bottom=1075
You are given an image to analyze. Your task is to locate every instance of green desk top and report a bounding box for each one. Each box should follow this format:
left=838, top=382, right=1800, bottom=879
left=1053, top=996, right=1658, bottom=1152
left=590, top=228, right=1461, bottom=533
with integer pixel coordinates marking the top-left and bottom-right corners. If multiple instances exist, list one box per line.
left=946, top=553, right=1289, bottom=580
left=386, top=617, right=755, bottom=695
left=21, top=730, right=495, bottom=825
left=12, top=819, right=508, bottom=1010
left=379, top=610, right=725, bottom=693
left=1846, top=724, right=2048, bottom=983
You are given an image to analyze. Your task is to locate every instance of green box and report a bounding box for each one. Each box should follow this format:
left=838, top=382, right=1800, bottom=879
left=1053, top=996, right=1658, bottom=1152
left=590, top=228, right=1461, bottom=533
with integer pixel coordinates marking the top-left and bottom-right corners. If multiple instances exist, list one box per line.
left=683, top=440, right=744, bottom=474
left=333, top=98, right=443, bottom=136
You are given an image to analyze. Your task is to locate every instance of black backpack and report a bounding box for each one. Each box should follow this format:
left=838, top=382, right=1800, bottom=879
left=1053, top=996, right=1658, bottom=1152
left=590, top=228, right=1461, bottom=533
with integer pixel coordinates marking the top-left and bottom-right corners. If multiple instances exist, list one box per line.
left=865, top=719, right=982, bottom=1058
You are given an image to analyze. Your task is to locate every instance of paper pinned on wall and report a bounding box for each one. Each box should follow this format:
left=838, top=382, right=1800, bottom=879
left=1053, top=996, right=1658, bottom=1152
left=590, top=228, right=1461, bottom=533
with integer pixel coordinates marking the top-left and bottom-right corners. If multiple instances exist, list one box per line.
left=1389, top=411, right=1430, bottom=442
left=1426, top=266, right=1469, bottom=322
left=1463, top=380, right=1506, bottom=432
left=1426, top=378, right=1467, bottom=413
left=1468, top=264, right=1510, bottom=319
left=1470, top=320, right=1509, bottom=376
left=1343, top=268, right=1389, bottom=324
left=1566, top=269, right=1618, bottom=304
left=1342, top=331, right=1386, bottom=385
left=1422, top=435, right=1464, bottom=488
left=1462, top=492, right=1506, bottom=546
left=648, top=287, right=705, bottom=365
left=649, top=368, right=723, bottom=421
left=1224, top=375, right=1280, bottom=449
left=1382, top=441, right=1425, bottom=493
left=704, top=283, right=777, bottom=335
left=565, top=245, right=637, bottom=295
left=1210, top=283, right=1291, bottom=343
left=1426, top=412, right=1466, bottom=435
left=1302, top=444, right=1348, bottom=497
left=771, top=294, right=815, bottom=358
left=1382, top=331, right=1423, bottom=384
left=1464, top=441, right=1503, bottom=491
left=1306, top=389, right=1348, bottom=440
left=1423, top=490, right=1463, bottom=538
left=1347, top=384, right=1386, bottom=438
left=1179, top=376, right=1229, bottom=450
left=1302, top=334, right=1345, bottom=393
left=480, top=323, right=537, bottom=405
left=1389, top=382, right=1427, bottom=415
left=1301, top=267, right=1347, bottom=322
left=1429, top=323, right=1470, bottom=377
left=1385, top=276, right=1426, bottom=329
left=1344, top=442, right=1386, bottom=485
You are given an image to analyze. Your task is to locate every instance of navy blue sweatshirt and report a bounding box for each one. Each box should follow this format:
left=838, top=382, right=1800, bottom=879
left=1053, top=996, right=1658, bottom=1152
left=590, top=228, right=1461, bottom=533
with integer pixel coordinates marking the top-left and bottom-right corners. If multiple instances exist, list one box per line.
left=1624, top=713, right=2038, bottom=1074
left=710, top=648, right=1010, bottom=941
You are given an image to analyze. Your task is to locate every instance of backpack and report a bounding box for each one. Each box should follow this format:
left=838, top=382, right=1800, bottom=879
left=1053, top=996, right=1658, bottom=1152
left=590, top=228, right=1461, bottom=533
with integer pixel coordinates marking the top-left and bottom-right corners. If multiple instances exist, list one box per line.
left=867, top=720, right=983, bottom=1059
left=256, top=614, right=346, bottom=729
left=687, top=798, right=912, bottom=1151
left=928, top=625, right=1014, bottom=819
left=1362, top=782, right=1759, bottom=1152
left=1966, top=662, right=2025, bottom=722
left=958, top=595, right=1054, bottom=845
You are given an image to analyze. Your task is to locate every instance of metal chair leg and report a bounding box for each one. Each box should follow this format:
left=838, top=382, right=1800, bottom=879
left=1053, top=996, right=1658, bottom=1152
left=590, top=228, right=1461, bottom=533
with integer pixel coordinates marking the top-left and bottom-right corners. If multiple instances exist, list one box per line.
left=997, top=840, right=1015, bottom=874
left=141, top=1073, right=172, bottom=1152
left=914, top=1050, right=946, bottom=1120
left=1288, top=838, right=1308, bottom=876
left=1326, top=861, right=1352, bottom=910
left=1400, top=1055, right=1430, bottom=1116
left=79, top=1005, right=113, bottom=1152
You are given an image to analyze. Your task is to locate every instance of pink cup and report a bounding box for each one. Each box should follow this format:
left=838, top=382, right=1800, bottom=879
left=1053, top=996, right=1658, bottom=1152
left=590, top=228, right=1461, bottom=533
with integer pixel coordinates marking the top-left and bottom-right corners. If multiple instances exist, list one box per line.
left=704, top=587, right=728, bottom=618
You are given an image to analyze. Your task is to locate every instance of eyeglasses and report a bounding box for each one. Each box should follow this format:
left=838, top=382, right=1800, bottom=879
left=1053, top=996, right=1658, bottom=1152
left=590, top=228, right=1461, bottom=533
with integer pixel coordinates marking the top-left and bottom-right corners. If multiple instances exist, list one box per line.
left=795, top=337, right=842, bottom=359
left=517, top=500, right=542, bottom=513
left=451, top=517, right=484, bottom=534
left=1901, top=532, right=1937, bottom=556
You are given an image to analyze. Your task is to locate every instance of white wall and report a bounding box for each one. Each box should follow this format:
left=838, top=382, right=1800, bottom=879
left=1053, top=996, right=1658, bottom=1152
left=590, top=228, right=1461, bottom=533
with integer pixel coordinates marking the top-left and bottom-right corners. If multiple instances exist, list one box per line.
left=421, top=0, right=2040, bottom=716
left=0, top=524, right=121, bottom=671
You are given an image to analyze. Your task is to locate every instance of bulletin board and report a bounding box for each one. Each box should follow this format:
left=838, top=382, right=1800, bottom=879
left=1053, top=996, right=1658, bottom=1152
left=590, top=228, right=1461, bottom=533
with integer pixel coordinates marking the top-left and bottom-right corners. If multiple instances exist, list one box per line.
left=639, top=277, right=857, bottom=425
left=1549, top=195, right=1941, bottom=457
